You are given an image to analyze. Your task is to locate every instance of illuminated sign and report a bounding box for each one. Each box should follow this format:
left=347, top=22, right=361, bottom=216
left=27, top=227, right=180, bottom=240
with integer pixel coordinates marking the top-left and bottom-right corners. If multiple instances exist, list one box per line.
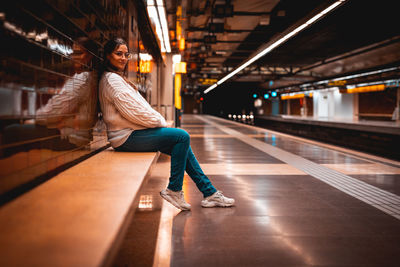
left=198, top=78, right=217, bottom=85
left=139, top=60, right=152, bottom=73
left=328, top=80, right=347, bottom=86
left=175, top=62, right=187, bottom=73
left=281, top=93, right=305, bottom=100
left=281, top=92, right=313, bottom=100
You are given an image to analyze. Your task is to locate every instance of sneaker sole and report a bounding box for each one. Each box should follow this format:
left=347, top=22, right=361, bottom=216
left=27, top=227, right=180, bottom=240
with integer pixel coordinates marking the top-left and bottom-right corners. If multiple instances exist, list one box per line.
left=160, top=192, right=191, bottom=211
left=201, top=200, right=235, bottom=208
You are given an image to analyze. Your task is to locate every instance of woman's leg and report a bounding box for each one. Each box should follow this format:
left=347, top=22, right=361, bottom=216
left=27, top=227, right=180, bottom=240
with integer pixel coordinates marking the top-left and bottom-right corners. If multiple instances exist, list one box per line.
left=116, top=127, right=233, bottom=208
left=116, top=127, right=191, bottom=191
left=117, top=128, right=216, bottom=196
left=185, top=147, right=217, bottom=197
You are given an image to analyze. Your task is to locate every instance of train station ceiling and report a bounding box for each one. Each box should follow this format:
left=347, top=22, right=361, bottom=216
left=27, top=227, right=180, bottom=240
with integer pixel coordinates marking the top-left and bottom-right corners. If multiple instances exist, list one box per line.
left=165, top=0, right=400, bottom=93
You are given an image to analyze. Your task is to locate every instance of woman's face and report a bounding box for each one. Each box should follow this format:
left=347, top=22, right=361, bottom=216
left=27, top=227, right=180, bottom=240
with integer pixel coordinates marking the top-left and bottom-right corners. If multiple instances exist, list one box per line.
left=107, top=44, right=129, bottom=71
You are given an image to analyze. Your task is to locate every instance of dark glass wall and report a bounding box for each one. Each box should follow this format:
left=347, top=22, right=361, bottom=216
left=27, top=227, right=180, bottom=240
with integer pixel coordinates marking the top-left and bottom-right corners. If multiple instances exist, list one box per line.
left=0, top=0, right=132, bottom=198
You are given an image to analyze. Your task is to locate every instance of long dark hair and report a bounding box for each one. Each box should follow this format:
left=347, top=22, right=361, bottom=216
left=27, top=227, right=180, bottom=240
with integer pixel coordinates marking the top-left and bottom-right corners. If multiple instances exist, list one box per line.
left=99, top=37, right=129, bottom=78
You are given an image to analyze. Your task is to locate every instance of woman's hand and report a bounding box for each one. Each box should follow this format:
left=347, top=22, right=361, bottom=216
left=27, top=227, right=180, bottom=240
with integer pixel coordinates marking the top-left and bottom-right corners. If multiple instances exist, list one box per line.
left=166, top=120, right=174, bottom=128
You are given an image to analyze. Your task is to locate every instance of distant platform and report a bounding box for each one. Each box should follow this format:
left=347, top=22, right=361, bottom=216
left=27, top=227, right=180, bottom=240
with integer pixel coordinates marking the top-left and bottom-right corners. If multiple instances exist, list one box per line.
left=255, top=115, right=400, bottom=160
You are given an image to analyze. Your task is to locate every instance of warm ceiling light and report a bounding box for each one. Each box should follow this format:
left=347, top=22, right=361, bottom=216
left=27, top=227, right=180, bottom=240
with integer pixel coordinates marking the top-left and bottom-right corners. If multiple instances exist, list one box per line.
left=204, top=0, right=347, bottom=94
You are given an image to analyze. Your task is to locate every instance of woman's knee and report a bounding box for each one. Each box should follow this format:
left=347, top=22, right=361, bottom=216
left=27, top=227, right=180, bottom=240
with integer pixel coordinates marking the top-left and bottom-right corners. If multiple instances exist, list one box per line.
left=175, top=128, right=190, bottom=144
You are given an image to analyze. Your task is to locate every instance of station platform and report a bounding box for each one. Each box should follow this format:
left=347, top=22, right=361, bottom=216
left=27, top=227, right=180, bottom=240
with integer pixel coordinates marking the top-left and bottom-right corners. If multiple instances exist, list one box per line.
left=255, top=115, right=400, bottom=160
left=258, top=115, right=400, bottom=134
left=114, top=114, right=400, bottom=267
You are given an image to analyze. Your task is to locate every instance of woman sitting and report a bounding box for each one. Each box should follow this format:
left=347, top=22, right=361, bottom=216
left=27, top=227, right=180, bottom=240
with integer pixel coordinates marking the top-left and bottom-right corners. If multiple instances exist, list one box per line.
left=98, top=37, right=234, bottom=210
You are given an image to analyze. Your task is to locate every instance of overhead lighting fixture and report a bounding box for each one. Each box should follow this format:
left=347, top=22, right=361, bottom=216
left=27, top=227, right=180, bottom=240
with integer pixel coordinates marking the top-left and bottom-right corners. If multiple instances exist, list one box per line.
left=331, top=67, right=398, bottom=81
left=207, top=84, right=218, bottom=91
left=204, top=0, right=347, bottom=94
left=299, top=66, right=399, bottom=89
left=147, top=0, right=171, bottom=53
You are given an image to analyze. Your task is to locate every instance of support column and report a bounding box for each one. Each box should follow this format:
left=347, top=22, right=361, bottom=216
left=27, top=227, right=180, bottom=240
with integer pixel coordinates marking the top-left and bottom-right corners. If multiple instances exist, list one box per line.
left=302, top=97, right=307, bottom=117
left=174, top=73, right=182, bottom=127
left=161, top=54, right=174, bottom=121
left=353, top=92, right=359, bottom=121
left=396, top=87, right=400, bottom=121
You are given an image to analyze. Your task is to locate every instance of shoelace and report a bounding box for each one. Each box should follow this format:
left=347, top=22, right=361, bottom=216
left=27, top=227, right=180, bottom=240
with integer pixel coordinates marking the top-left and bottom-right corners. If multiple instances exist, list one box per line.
left=178, top=191, right=188, bottom=203
left=214, top=191, right=224, bottom=199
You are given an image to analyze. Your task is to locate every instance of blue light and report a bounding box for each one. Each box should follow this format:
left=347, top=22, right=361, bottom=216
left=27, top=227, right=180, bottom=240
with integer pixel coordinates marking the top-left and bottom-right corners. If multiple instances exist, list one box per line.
left=264, top=93, right=269, bottom=99
left=271, top=91, right=277, bottom=97
left=253, top=93, right=258, bottom=98
left=269, top=80, right=274, bottom=87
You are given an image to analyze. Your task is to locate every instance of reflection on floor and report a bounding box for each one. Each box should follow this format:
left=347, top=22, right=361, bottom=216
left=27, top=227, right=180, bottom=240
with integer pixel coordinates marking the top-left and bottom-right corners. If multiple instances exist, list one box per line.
left=117, top=114, right=400, bottom=267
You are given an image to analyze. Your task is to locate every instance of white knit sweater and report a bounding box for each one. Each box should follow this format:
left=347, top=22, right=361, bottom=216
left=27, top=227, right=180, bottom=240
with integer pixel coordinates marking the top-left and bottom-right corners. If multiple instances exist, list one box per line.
left=99, top=72, right=167, bottom=148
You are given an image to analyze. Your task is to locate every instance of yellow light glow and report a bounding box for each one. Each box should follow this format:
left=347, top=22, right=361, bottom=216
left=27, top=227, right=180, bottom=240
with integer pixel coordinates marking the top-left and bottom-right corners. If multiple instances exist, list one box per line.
left=176, top=21, right=182, bottom=38
left=179, top=38, right=185, bottom=51
left=175, top=73, right=182, bottom=109
left=176, top=6, right=182, bottom=17
left=139, top=60, right=152, bottom=73
left=138, top=195, right=153, bottom=209
left=175, top=62, right=186, bottom=73
left=328, top=80, right=347, bottom=86
left=199, top=78, right=218, bottom=85
left=345, top=84, right=385, bottom=93
left=281, top=93, right=305, bottom=100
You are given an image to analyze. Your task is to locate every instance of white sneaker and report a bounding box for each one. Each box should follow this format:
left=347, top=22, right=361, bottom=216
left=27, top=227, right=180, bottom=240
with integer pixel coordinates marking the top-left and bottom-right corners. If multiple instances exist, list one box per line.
left=160, top=189, right=191, bottom=211
left=201, top=191, right=235, bottom=208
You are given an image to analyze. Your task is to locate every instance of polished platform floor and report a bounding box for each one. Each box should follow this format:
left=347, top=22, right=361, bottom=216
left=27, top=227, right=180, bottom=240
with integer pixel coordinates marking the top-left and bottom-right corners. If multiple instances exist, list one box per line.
left=114, top=114, right=400, bottom=267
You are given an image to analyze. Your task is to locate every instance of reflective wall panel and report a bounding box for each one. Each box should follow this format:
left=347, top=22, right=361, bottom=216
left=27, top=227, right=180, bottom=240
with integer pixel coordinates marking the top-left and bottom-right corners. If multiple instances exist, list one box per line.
left=0, top=0, right=132, bottom=197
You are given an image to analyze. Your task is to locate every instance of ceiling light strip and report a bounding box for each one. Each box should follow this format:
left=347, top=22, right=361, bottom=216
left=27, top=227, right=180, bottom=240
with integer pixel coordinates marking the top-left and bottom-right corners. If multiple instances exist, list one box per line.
left=156, top=0, right=171, bottom=52
left=147, top=0, right=171, bottom=53
left=299, top=66, right=400, bottom=89
left=204, top=0, right=347, bottom=94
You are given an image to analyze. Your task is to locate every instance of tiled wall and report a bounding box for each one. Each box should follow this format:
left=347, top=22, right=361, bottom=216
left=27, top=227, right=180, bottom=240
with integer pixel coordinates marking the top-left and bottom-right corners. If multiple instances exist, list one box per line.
left=0, top=0, right=134, bottom=197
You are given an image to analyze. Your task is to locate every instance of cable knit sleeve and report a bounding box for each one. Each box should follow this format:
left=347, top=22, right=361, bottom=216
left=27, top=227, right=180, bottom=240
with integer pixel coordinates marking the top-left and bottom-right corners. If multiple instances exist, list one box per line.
left=106, top=73, right=167, bottom=128
left=36, top=72, right=90, bottom=123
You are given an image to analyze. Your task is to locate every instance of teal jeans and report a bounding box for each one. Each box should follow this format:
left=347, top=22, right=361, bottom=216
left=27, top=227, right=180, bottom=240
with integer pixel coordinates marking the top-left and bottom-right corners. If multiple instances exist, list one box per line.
left=115, top=128, right=217, bottom=197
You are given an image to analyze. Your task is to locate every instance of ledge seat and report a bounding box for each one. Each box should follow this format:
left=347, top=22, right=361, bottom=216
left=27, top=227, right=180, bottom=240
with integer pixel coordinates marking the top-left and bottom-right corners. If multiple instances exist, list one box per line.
left=0, top=148, right=160, bottom=267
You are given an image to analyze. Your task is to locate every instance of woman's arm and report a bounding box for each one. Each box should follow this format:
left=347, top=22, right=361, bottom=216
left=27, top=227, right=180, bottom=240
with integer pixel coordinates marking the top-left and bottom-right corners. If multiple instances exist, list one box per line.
left=105, top=73, right=167, bottom=128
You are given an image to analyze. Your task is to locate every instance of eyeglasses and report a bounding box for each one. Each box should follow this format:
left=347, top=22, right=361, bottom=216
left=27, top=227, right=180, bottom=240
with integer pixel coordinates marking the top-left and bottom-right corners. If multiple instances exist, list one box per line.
left=113, top=51, right=133, bottom=60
